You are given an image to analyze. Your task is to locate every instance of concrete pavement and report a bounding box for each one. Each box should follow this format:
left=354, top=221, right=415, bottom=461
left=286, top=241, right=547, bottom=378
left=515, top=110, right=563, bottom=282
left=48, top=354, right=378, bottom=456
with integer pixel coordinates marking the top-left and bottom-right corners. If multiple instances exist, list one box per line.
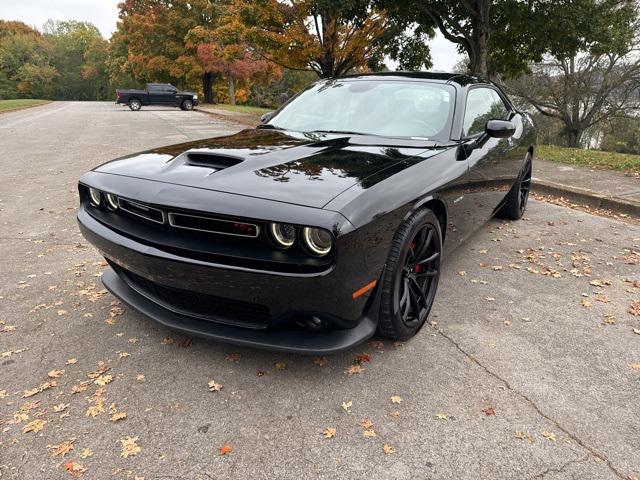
left=0, top=102, right=639, bottom=479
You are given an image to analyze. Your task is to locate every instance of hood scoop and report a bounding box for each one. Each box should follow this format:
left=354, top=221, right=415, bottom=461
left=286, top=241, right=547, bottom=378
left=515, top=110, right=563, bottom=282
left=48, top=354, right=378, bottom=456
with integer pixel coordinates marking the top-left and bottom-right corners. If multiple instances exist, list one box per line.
left=185, top=152, right=244, bottom=170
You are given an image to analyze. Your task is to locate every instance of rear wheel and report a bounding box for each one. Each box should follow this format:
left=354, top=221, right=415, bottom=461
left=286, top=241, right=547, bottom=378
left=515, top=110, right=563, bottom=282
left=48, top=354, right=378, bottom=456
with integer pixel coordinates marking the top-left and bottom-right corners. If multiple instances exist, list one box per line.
left=128, top=99, right=141, bottom=111
left=181, top=99, right=194, bottom=111
left=378, top=209, right=442, bottom=341
left=497, top=154, right=532, bottom=220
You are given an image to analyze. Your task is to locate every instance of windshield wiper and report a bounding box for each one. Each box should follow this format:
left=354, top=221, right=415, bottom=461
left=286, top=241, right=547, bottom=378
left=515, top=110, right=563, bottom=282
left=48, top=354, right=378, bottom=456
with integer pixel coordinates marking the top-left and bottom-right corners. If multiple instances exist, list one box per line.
left=308, top=129, right=368, bottom=136
left=256, top=124, right=284, bottom=130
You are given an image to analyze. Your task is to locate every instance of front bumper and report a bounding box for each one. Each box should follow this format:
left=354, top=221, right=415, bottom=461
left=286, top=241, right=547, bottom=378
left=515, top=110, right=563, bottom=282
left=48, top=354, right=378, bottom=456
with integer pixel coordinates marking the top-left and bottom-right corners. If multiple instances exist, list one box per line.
left=77, top=197, right=383, bottom=353
left=102, top=268, right=377, bottom=354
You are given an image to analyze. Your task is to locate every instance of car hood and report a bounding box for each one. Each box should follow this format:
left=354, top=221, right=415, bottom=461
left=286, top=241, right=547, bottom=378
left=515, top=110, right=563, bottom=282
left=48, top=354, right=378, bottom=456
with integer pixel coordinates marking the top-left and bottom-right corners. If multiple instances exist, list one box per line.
left=94, top=129, right=448, bottom=208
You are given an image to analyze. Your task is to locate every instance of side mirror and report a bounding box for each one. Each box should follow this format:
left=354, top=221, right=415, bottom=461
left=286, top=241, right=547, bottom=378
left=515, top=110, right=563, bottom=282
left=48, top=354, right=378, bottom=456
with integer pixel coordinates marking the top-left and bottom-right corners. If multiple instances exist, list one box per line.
left=260, top=111, right=275, bottom=124
left=485, top=120, right=515, bottom=138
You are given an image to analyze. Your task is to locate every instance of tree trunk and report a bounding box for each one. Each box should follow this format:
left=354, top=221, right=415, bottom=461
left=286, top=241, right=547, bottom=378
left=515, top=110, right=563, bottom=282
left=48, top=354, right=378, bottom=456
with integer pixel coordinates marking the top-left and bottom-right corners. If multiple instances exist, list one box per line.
left=202, top=72, right=214, bottom=104
left=566, top=128, right=582, bottom=148
left=470, top=0, right=491, bottom=78
left=227, top=69, right=236, bottom=105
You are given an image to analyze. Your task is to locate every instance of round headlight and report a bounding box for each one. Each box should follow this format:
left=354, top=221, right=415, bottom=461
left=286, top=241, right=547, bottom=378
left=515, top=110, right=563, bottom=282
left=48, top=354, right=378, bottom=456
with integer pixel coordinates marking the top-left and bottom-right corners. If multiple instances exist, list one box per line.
left=302, top=227, right=332, bottom=256
left=105, top=193, right=118, bottom=210
left=270, top=223, right=296, bottom=248
left=88, top=188, right=101, bottom=207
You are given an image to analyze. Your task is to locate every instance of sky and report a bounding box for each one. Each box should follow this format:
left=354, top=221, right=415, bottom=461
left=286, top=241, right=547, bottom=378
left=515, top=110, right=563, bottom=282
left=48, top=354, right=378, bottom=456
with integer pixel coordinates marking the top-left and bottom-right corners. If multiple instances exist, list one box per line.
left=0, top=0, right=462, bottom=71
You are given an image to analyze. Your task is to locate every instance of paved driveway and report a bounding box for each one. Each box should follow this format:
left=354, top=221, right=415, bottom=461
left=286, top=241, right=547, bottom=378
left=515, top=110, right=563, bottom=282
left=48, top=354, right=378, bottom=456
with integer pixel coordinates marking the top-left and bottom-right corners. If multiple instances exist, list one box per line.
left=1, top=102, right=638, bottom=479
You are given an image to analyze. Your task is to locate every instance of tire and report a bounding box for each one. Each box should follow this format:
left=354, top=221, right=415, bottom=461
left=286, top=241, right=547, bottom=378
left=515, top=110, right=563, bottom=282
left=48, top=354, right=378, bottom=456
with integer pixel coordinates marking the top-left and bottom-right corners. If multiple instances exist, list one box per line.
left=128, top=99, right=141, bottom=111
left=181, top=99, right=194, bottom=111
left=377, top=208, right=442, bottom=341
left=496, top=154, right=532, bottom=220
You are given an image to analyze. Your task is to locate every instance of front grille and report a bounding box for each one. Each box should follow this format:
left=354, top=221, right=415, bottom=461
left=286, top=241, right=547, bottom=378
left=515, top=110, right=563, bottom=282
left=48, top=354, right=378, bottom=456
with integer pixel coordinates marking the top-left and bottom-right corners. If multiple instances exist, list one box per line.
left=118, top=198, right=164, bottom=223
left=116, top=266, right=271, bottom=329
left=168, top=212, right=259, bottom=237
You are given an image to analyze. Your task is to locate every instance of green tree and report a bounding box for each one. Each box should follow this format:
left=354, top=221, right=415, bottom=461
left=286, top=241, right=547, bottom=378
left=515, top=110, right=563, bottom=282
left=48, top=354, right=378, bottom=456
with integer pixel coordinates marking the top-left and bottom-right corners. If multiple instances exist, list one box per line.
left=0, top=20, right=54, bottom=99
left=383, top=0, right=637, bottom=79
left=43, top=20, right=109, bottom=100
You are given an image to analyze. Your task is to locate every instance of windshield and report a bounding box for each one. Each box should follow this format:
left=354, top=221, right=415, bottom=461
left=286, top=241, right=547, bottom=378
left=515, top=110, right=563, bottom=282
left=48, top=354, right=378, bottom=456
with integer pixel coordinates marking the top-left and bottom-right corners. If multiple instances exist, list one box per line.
left=268, top=79, right=455, bottom=140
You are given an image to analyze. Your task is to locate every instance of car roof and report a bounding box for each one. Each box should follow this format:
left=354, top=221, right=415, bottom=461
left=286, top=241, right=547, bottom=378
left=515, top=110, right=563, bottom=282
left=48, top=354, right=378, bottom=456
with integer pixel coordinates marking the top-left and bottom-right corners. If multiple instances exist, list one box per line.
left=335, top=71, right=487, bottom=86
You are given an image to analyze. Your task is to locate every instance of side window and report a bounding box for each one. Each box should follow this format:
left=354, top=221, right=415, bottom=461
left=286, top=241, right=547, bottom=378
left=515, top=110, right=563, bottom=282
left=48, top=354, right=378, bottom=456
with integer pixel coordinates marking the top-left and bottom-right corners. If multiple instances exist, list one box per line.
left=148, top=84, right=161, bottom=92
left=463, top=88, right=510, bottom=137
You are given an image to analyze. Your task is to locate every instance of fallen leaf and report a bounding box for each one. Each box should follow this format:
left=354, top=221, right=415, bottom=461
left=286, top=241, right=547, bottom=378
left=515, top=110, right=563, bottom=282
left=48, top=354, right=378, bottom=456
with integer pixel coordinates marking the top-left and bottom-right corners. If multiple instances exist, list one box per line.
left=595, top=294, right=610, bottom=303
left=629, top=301, right=640, bottom=317
left=436, top=413, right=449, bottom=420
left=633, top=328, right=640, bottom=335
left=369, top=340, right=384, bottom=349
left=208, top=380, right=223, bottom=392
left=48, top=369, right=65, bottom=378
left=161, top=337, right=174, bottom=345
left=120, top=436, right=141, bottom=458
left=94, top=374, right=113, bottom=386
left=482, top=407, right=496, bottom=416
left=313, top=356, right=328, bottom=366
left=54, top=403, right=69, bottom=413
left=322, top=427, right=336, bottom=439
left=515, top=431, right=527, bottom=440
left=581, top=299, right=593, bottom=308
left=178, top=337, right=192, bottom=348
left=225, top=353, right=241, bottom=362
left=275, top=362, right=286, bottom=370
left=390, top=396, right=402, bottom=404
left=0, top=390, right=7, bottom=398
left=541, top=431, right=556, bottom=442
left=119, top=352, right=130, bottom=359
left=66, top=358, right=78, bottom=365
left=389, top=411, right=400, bottom=418
left=354, top=352, right=371, bottom=364
left=136, top=374, right=145, bottom=381
left=383, top=444, right=396, bottom=454
left=363, top=429, right=377, bottom=438
left=62, top=460, right=86, bottom=477
left=360, top=419, right=374, bottom=430
left=341, top=401, right=353, bottom=412
left=48, top=439, right=75, bottom=457
left=345, top=364, right=364, bottom=376
left=23, top=419, right=46, bottom=433
left=80, top=448, right=93, bottom=459
left=630, top=363, right=640, bottom=370
left=110, top=412, right=127, bottom=422
left=218, top=444, right=233, bottom=455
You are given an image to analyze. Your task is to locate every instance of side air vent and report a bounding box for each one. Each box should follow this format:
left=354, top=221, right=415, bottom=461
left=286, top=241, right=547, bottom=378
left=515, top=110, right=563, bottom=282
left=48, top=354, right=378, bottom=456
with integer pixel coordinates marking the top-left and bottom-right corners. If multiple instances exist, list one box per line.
left=186, top=152, right=243, bottom=170
left=118, top=198, right=164, bottom=223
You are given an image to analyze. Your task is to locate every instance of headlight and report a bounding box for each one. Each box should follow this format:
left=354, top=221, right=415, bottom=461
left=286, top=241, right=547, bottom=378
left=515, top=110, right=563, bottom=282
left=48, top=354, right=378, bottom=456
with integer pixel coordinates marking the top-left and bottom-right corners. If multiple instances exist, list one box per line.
left=270, top=223, right=296, bottom=248
left=105, top=193, right=119, bottom=210
left=193, top=95, right=198, bottom=99
left=89, top=188, right=101, bottom=207
left=302, top=227, right=332, bottom=256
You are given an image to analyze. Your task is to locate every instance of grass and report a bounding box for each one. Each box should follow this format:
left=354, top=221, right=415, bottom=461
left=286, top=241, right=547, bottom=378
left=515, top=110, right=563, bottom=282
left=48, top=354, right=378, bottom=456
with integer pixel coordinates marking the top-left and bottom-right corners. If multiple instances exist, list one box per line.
left=537, top=144, right=640, bottom=174
left=204, top=103, right=273, bottom=116
left=0, top=99, right=51, bottom=112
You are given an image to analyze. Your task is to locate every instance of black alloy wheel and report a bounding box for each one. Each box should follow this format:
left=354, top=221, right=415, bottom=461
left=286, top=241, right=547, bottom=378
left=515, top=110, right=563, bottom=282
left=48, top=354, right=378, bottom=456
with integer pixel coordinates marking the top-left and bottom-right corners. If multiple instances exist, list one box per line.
left=519, top=160, right=532, bottom=213
left=378, top=208, right=442, bottom=340
left=181, top=99, right=194, bottom=111
left=497, top=154, right=533, bottom=220
left=397, top=224, right=441, bottom=328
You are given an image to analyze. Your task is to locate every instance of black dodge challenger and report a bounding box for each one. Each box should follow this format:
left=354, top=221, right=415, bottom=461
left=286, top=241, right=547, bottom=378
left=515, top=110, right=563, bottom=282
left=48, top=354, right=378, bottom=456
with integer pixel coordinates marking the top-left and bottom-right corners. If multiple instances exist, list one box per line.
left=78, top=72, right=535, bottom=354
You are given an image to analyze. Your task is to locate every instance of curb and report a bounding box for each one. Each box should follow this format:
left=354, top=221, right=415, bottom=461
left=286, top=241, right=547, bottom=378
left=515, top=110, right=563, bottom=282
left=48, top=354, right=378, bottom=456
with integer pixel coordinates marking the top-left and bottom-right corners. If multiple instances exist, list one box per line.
left=531, top=178, right=640, bottom=217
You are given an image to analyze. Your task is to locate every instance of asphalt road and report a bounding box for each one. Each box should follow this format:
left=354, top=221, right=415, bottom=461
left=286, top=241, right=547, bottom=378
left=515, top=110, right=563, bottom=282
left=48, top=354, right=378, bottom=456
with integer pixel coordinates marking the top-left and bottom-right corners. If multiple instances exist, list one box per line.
left=1, top=102, right=639, bottom=480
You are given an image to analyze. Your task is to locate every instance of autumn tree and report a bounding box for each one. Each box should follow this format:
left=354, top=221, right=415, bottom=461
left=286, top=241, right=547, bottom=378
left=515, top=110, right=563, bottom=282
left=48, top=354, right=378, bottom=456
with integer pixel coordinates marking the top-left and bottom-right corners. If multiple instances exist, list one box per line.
left=383, top=0, right=637, bottom=79
left=232, top=0, right=432, bottom=78
left=111, top=0, right=217, bottom=101
left=0, top=20, right=56, bottom=99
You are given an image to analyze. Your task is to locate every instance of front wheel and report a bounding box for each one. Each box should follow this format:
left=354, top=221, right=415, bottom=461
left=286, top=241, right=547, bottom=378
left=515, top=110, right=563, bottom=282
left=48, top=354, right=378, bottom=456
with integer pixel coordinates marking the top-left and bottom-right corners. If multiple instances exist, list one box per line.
left=128, top=99, right=141, bottom=111
left=181, top=99, right=194, bottom=111
left=377, top=209, right=442, bottom=341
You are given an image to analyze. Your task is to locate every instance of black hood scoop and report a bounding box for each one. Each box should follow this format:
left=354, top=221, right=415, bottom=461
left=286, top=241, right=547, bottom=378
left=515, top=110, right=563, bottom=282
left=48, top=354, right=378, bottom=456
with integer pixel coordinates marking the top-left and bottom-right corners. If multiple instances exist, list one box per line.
left=185, top=152, right=244, bottom=170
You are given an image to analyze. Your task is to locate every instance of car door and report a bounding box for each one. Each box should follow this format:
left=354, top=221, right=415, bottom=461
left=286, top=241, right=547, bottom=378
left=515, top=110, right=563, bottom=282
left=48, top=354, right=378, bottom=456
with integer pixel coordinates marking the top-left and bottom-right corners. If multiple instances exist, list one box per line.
left=462, top=87, right=519, bottom=227
left=147, top=84, right=165, bottom=104
left=163, top=85, right=179, bottom=105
